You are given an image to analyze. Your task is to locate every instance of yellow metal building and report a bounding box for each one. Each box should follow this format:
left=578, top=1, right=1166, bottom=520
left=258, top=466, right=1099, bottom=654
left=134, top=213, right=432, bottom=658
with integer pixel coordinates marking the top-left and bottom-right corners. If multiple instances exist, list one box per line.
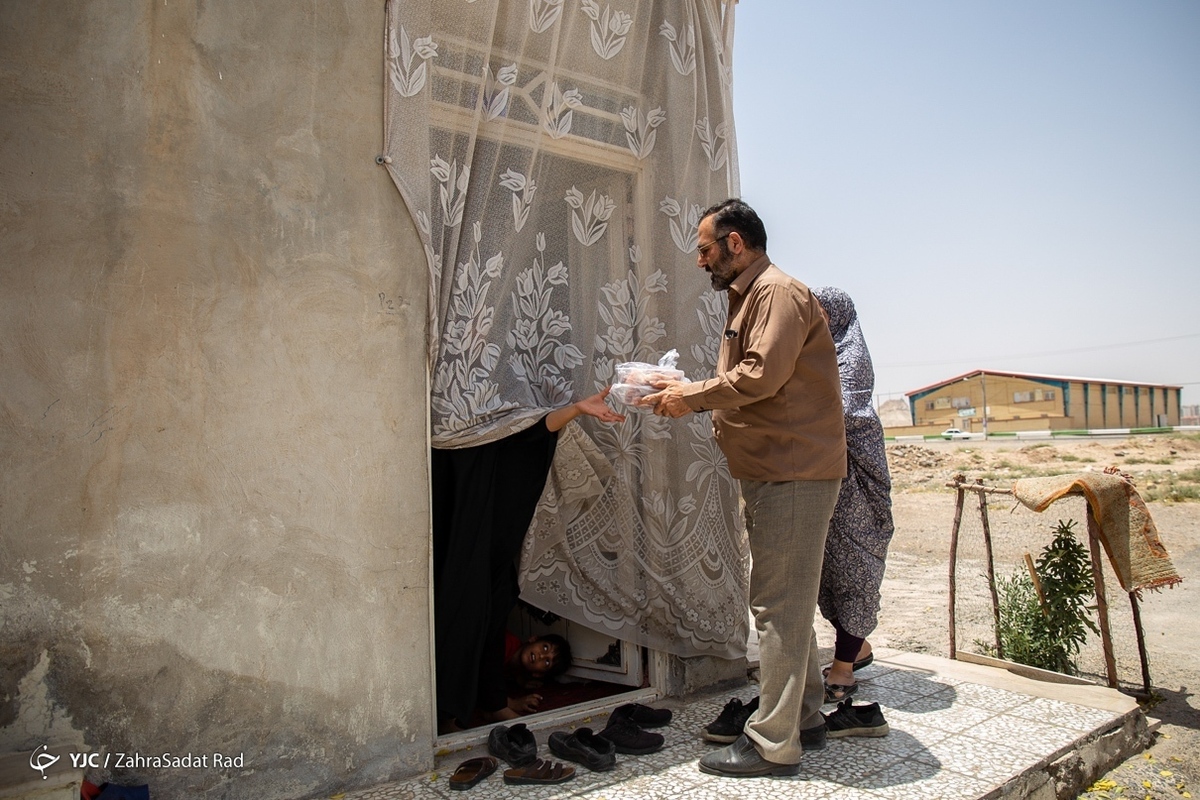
left=902, top=370, right=1182, bottom=436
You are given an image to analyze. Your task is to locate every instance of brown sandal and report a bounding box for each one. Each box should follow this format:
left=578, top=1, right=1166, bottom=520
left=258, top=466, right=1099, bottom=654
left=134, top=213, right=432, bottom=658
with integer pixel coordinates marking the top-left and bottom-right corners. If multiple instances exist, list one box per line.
left=502, top=758, right=576, bottom=785
left=448, top=756, right=497, bottom=791
left=824, top=681, right=858, bottom=703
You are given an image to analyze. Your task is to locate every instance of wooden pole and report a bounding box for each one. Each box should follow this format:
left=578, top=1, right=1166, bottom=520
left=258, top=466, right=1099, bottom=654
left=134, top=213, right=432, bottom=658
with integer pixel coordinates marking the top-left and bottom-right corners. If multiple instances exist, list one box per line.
left=1087, top=506, right=1119, bottom=688
left=977, top=479, right=1004, bottom=659
left=948, top=478, right=966, bottom=659
left=1129, top=591, right=1153, bottom=696
left=1024, top=553, right=1049, bottom=616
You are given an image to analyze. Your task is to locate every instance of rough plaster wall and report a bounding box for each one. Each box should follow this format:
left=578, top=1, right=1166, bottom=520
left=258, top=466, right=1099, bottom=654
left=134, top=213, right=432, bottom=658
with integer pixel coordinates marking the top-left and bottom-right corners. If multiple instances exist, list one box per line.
left=0, top=2, right=432, bottom=798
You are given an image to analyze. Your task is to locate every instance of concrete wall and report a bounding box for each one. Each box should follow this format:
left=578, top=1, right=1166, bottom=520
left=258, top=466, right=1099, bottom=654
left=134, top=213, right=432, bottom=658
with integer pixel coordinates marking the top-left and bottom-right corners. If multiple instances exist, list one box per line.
left=0, top=2, right=432, bottom=798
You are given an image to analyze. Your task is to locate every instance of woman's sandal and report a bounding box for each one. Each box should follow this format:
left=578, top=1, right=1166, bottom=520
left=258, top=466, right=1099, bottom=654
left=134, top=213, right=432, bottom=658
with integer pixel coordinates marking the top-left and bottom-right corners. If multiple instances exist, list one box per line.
left=502, top=758, right=576, bottom=786
left=824, top=681, right=858, bottom=704
left=822, top=652, right=874, bottom=680
left=448, top=756, right=498, bottom=791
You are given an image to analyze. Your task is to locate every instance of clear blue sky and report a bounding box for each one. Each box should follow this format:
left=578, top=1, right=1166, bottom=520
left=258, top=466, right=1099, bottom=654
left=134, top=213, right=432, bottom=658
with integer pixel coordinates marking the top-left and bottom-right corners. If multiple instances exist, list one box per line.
left=731, top=1, right=1200, bottom=408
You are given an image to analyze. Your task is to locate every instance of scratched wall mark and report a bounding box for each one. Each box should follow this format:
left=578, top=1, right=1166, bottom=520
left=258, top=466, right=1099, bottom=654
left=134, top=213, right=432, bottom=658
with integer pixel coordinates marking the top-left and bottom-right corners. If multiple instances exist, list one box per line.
left=79, top=405, right=127, bottom=443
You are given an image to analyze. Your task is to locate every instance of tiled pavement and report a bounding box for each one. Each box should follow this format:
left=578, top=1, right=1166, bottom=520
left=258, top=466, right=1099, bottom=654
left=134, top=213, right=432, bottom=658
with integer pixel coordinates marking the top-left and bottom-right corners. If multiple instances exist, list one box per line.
left=339, top=651, right=1147, bottom=800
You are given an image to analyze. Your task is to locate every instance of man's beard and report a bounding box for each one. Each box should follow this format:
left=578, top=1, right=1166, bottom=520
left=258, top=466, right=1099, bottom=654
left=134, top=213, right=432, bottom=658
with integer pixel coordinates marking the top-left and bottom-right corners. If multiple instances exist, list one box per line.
left=706, top=246, right=737, bottom=291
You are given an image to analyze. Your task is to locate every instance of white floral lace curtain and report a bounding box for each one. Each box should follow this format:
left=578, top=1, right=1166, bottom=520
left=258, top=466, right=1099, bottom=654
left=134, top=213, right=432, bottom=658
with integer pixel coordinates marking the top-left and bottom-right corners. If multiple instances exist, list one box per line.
left=382, top=0, right=747, bottom=658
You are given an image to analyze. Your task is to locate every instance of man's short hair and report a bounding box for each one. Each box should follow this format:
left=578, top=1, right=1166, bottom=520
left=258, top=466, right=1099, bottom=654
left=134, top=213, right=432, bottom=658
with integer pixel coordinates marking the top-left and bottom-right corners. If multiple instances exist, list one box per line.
left=701, top=198, right=767, bottom=252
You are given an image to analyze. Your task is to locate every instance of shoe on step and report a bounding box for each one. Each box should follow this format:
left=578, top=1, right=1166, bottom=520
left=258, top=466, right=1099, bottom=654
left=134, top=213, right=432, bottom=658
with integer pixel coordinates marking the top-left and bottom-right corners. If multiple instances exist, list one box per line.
left=600, top=716, right=664, bottom=755
left=823, top=699, right=889, bottom=738
left=611, top=702, right=672, bottom=728
left=488, top=722, right=538, bottom=767
left=703, top=695, right=759, bottom=743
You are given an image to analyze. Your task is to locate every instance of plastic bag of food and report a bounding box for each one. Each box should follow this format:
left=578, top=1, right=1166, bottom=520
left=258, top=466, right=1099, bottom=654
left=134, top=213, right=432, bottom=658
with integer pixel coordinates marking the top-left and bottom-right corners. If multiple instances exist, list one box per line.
left=610, top=349, right=688, bottom=409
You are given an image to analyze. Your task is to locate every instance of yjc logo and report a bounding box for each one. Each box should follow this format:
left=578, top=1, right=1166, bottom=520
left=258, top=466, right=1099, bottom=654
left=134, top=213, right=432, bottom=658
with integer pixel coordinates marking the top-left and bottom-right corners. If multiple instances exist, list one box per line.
left=29, top=744, right=60, bottom=779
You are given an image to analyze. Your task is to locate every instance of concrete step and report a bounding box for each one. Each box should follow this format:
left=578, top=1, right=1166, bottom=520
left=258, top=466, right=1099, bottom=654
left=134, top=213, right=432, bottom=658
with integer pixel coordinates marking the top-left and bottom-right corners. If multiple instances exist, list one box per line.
left=345, top=648, right=1150, bottom=799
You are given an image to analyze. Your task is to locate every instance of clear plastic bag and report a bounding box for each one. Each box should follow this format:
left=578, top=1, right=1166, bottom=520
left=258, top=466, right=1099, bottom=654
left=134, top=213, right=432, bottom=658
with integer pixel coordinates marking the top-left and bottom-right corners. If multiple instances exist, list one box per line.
left=610, top=349, right=688, bottom=409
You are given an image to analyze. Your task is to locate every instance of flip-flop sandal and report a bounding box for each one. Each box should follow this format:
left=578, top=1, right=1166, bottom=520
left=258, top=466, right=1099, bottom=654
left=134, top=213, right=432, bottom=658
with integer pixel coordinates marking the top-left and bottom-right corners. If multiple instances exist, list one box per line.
left=503, top=758, right=576, bottom=786
left=448, top=756, right=497, bottom=791
left=824, top=681, right=858, bottom=704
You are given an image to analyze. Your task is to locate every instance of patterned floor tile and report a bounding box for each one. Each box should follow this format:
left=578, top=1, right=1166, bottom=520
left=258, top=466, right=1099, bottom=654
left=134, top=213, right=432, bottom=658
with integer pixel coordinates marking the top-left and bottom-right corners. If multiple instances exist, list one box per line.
left=946, top=682, right=1032, bottom=712
left=961, top=713, right=1082, bottom=755
left=866, top=668, right=958, bottom=698
left=1004, top=696, right=1122, bottom=731
left=890, top=688, right=958, bottom=713
left=891, top=702, right=996, bottom=734
left=850, top=725, right=952, bottom=760
left=843, top=684, right=925, bottom=711
left=907, top=733, right=1047, bottom=784
left=854, top=760, right=993, bottom=798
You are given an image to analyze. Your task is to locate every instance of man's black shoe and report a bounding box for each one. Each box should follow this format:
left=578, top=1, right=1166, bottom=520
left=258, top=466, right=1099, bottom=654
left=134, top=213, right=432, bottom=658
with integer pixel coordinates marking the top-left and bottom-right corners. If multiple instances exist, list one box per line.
left=823, top=700, right=889, bottom=738
left=548, top=727, right=617, bottom=771
left=611, top=702, right=673, bottom=728
left=703, top=695, right=759, bottom=743
left=697, top=734, right=800, bottom=778
left=600, top=717, right=664, bottom=755
left=800, top=718, right=827, bottom=751
left=488, top=722, right=538, bottom=767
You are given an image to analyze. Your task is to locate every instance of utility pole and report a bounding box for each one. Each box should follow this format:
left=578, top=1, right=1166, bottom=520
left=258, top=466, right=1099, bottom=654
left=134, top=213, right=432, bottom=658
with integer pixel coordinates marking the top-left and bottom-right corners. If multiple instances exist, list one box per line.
left=980, top=372, right=989, bottom=438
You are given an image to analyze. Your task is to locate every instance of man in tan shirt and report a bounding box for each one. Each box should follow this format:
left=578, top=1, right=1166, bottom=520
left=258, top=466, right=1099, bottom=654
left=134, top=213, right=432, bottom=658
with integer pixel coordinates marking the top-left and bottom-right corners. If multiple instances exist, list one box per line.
left=645, top=198, right=847, bottom=776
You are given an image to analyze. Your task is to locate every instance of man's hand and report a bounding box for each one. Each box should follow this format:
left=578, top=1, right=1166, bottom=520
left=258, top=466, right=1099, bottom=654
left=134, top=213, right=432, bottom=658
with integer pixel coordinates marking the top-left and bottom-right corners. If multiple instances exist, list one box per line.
left=642, top=380, right=693, bottom=418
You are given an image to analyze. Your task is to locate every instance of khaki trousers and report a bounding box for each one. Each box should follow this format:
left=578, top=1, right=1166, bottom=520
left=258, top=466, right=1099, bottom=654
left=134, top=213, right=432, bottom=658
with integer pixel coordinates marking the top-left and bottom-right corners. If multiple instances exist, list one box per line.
left=740, top=478, right=841, bottom=764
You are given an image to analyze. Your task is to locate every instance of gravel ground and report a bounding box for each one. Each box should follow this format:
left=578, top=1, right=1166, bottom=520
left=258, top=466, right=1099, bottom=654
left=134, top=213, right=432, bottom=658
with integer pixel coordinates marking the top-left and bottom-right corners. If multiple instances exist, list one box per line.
left=841, top=435, right=1200, bottom=800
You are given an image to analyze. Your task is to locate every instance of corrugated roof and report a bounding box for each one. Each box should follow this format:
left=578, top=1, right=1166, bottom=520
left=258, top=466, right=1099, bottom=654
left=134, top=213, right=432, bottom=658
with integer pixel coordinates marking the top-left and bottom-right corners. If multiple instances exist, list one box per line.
left=906, top=369, right=1183, bottom=397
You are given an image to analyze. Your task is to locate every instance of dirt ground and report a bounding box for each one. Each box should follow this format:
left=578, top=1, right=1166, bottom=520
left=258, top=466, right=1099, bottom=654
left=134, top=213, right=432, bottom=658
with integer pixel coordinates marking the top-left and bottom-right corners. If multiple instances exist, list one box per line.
left=848, top=433, right=1200, bottom=798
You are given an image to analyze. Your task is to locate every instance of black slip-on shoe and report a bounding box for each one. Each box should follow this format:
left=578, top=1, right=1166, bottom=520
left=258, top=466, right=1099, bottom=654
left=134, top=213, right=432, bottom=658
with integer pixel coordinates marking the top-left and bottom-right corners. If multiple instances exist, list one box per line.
left=548, top=727, right=617, bottom=771
left=611, top=702, right=673, bottom=728
left=697, top=734, right=800, bottom=778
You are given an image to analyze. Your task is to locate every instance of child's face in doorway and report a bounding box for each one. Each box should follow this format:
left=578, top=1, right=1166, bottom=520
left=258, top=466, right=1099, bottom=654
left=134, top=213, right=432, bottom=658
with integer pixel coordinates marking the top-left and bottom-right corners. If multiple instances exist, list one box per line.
left=518, top=638, right=561, bottom=677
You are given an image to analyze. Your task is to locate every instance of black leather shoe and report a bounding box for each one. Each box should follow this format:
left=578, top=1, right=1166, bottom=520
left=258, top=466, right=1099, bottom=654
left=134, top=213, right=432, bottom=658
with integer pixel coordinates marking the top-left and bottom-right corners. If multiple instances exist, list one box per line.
left=599, top=717, right=664, bottom=755
left=488, top=722, right=538, bottom=767
left=698, top=734, right=800, bottom=777
left=548, top=727, right=617, bottom=771
left=611, top=702, right=673, bottom=728
left=800, top=719, right=827, bottom=751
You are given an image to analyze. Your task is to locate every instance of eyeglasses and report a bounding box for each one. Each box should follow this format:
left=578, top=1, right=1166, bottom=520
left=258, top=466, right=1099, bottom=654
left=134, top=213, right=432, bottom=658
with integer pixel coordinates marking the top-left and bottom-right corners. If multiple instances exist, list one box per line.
left=696, top=233, right=731, bottom=256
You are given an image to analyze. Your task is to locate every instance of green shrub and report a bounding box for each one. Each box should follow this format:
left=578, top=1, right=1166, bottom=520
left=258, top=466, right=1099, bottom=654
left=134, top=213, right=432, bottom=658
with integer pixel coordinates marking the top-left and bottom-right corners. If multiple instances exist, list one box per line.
left=992, top=519, right=1098, bottom=674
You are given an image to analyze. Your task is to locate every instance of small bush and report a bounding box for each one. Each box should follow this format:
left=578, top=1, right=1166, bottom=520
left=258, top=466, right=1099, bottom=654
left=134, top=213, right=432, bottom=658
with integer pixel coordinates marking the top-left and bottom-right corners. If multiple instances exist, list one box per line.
left=992, top=519, right=1098, bottom=674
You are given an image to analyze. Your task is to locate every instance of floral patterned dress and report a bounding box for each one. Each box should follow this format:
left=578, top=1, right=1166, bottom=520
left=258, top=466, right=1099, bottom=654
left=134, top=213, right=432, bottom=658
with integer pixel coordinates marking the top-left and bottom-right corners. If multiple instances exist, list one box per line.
left=811, top=287, right=895, bottom=639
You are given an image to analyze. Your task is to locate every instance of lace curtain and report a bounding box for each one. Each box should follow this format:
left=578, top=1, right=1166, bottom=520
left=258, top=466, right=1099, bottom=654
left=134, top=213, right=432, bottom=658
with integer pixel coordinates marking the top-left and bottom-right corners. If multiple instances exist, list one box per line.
left=382, top=0, right=747, bottom=658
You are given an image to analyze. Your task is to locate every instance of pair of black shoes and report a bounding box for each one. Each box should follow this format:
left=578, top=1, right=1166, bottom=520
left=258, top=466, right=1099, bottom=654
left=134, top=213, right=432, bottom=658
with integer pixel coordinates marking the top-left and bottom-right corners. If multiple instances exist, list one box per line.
left=552, top=702, right=672, bottom=769
left=493, top=703, right=672, bottom=775
left=599, top=702, right=670, bottom=755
